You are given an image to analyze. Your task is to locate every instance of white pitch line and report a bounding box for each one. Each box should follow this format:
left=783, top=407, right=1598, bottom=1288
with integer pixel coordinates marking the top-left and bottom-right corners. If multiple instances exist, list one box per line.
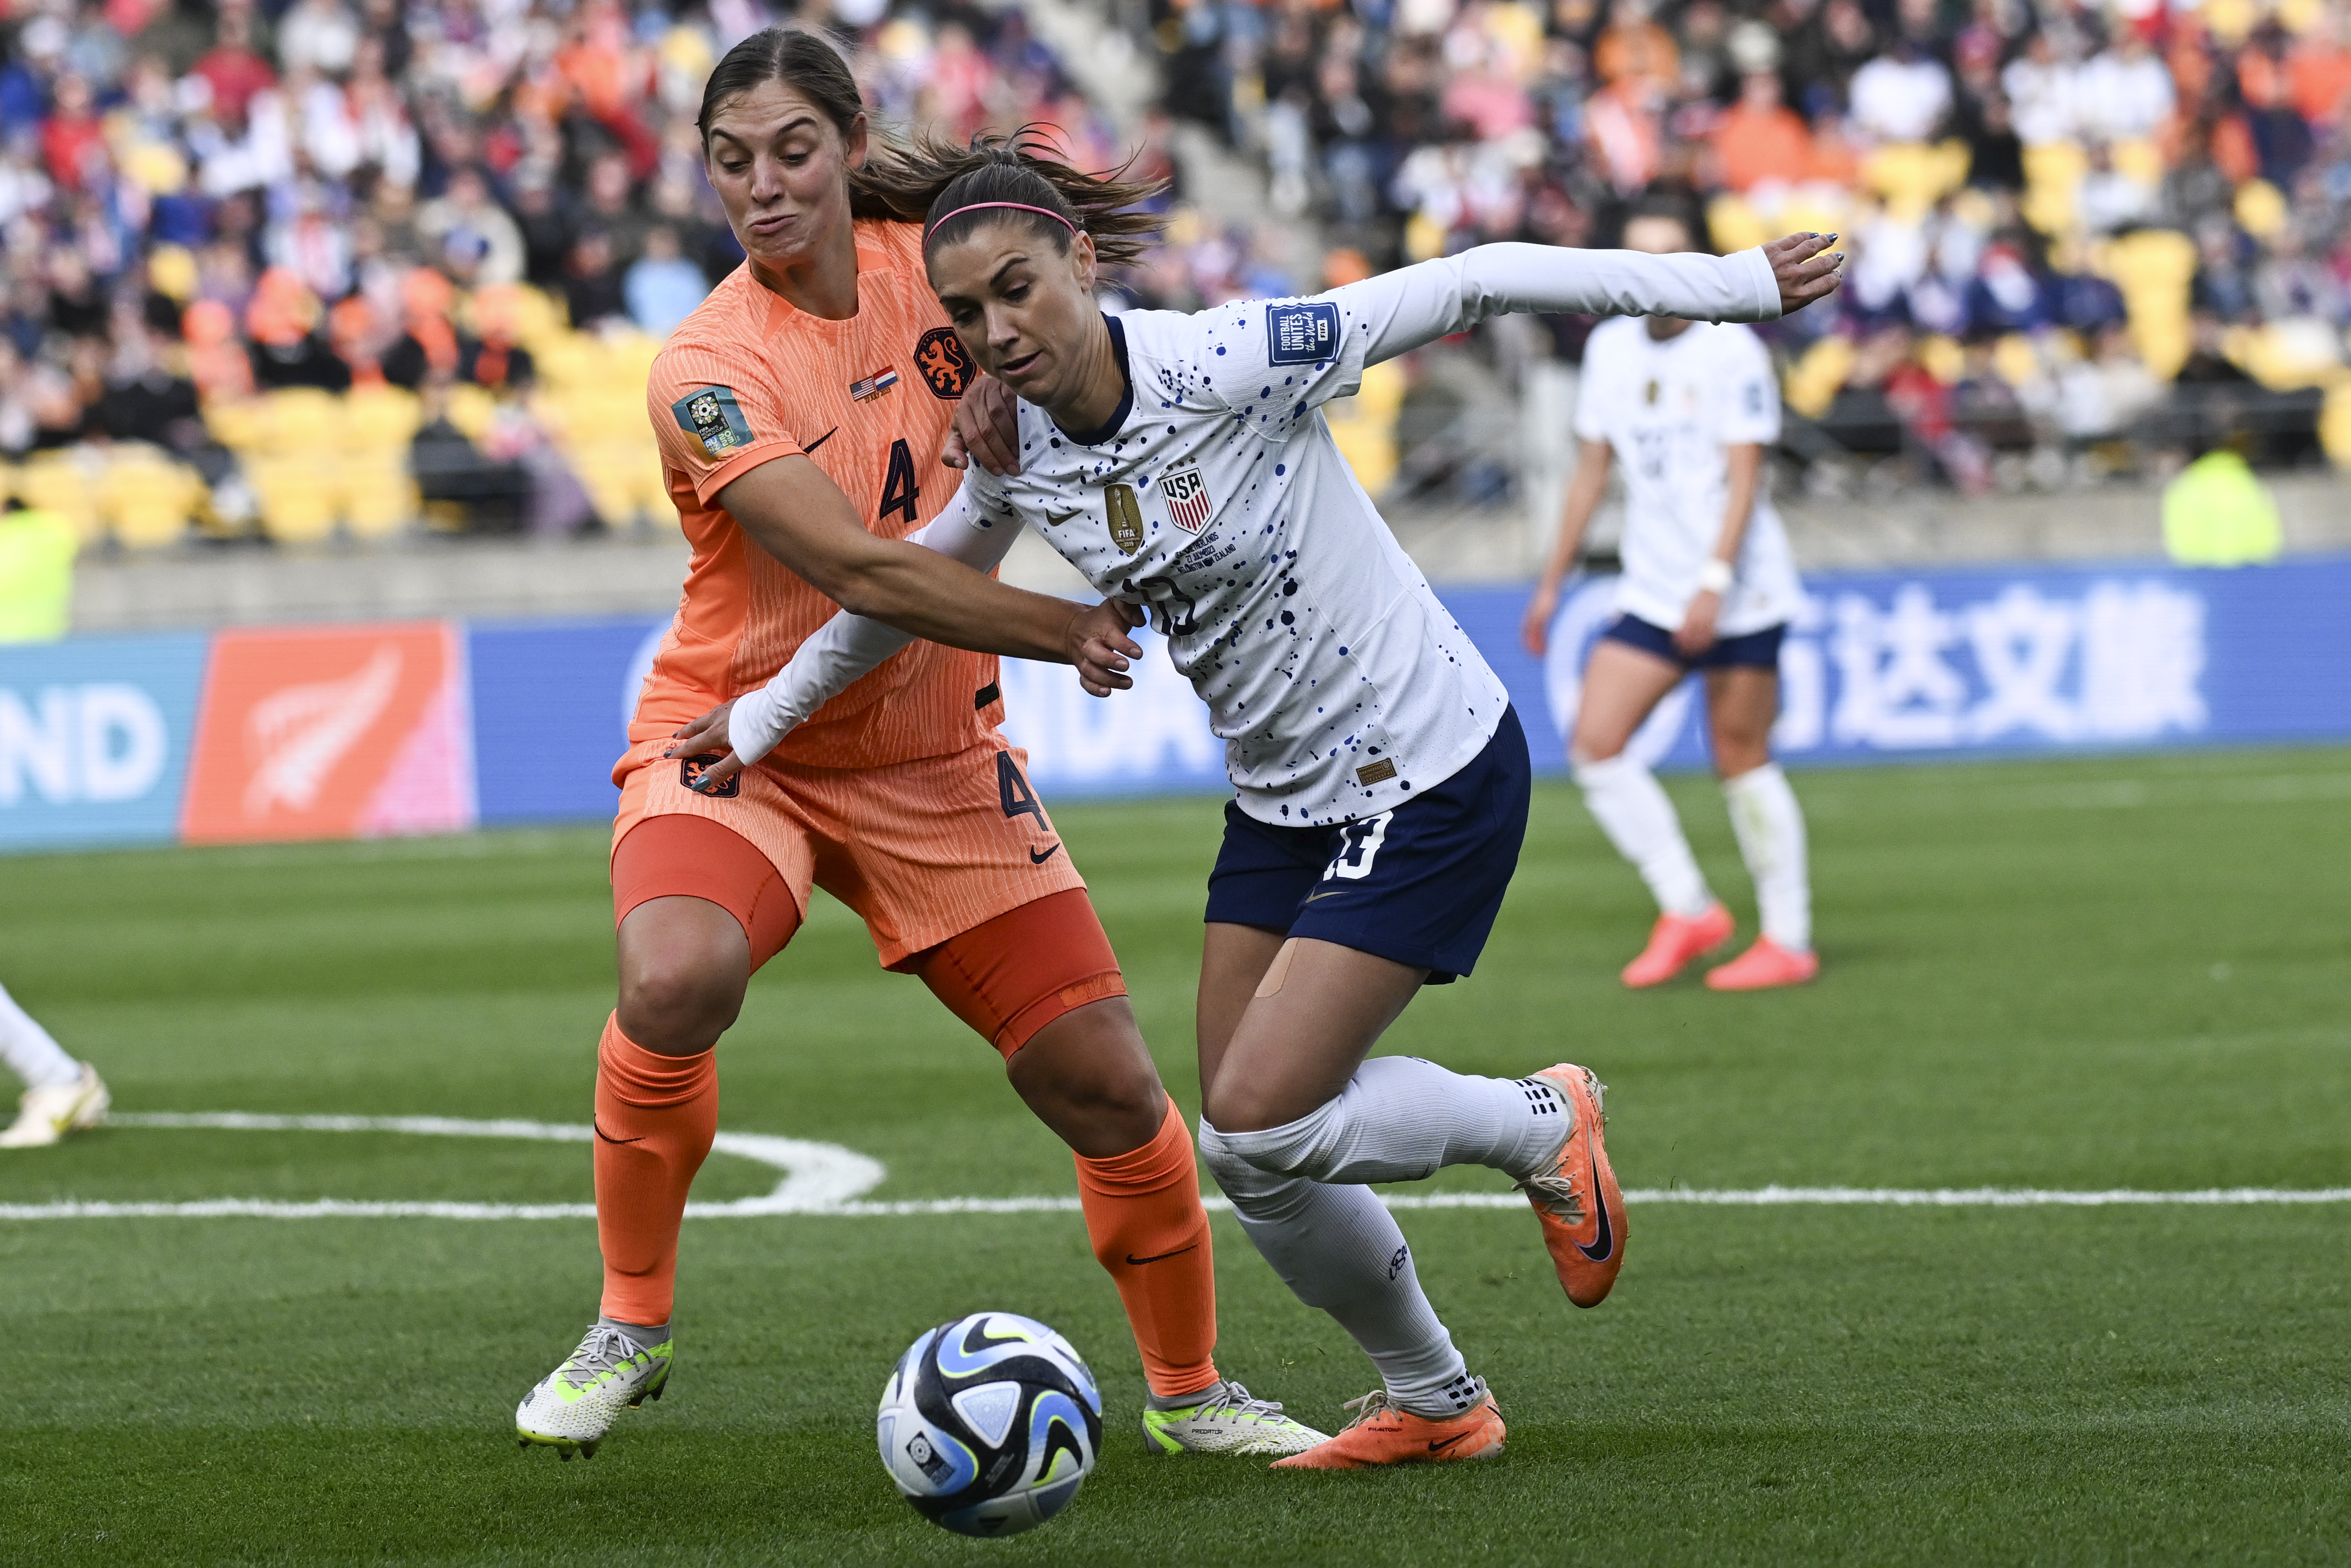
left=2, top=1114, right=2345, bottom=1221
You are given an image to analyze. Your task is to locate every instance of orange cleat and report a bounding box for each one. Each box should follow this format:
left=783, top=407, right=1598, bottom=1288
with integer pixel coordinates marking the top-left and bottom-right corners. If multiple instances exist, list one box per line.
left=1517, top=1064, right=1627, bottom=1308
left=1620, top=903, right=1733, bottom=988
left=1704, top=937, right=1819, bottom=991
left=1269, top=1384, right=1506, bottom=1470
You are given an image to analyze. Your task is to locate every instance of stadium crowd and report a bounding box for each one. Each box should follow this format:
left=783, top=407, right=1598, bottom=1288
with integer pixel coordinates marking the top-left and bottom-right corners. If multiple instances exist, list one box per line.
left=1159, top=0, right=2351, bottom=488
left=0, top=0, right=1208, bottom=549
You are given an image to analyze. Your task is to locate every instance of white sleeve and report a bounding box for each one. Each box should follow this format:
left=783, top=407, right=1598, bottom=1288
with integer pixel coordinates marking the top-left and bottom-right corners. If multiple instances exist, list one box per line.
left=724, top=487, right=1027, bottom=766
left=1339, top=244, right=1783, bottom=366
left=1197, top=244, right=1780, bottom=426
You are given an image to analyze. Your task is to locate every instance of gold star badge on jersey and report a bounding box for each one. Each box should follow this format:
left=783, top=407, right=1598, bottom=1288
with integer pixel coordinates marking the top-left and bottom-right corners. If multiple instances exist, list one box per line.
left=1643, top=379, right=1660, bottom=405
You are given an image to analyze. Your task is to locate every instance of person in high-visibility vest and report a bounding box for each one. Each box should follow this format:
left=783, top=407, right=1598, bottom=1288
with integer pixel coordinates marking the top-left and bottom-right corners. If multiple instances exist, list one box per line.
left=2161, top=448, right=2284, bottom=566
left=0, top=500, right=76, bottom=643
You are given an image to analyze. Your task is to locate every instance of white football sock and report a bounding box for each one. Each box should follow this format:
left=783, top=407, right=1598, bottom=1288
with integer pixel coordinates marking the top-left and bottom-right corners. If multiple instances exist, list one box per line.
left=1723, top=762, right=1812, bottom=952
left=1198, top=1122, right=1482, bottom=1420
left=1575, top=753, right=1713, bottom=918
left=1212, top=1056, right=1572, bottom=1187
left=0, top=982, right=80, bottom=1090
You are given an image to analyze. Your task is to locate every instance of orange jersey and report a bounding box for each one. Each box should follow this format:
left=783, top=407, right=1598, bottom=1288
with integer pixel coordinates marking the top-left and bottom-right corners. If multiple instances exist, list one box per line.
left=639, top=218, right=1002, bottom=769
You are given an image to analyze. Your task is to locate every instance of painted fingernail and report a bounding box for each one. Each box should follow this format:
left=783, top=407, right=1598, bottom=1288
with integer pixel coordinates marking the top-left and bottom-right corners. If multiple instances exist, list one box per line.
left=1824, top=233, right=1838, bottom=241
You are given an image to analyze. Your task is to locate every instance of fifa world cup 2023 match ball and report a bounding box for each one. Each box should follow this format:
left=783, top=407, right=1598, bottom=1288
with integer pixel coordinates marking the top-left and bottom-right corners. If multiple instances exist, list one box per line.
left=877, top=1311, right=1105, bottom=1538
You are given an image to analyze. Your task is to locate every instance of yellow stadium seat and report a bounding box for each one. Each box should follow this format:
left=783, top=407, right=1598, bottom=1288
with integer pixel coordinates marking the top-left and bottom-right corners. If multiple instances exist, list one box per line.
left=530, top=332, right=598, bottom=393
left=2321, top=381, right=2351, bottom=467
left=202, top=397, right=272, bottom=452
left=246, top=454, right=340, bottom=544
left=2224, top=320, right=2344, bottom=389
left=339, top=457, right=419, bottom=539
left=1862, top=140, right=1970, bottom=221
left=508, top=286, right=567, bottom=351
left=1993, top=332, right=2043, bottom=388
left=98, top=450, right=202, bottom=549
left=2021, top=142, right=2086, bottom=235
left=444, top=385, right=498, bottom=441
left=343, top=384, right=422, bottom=455
left=17, top=454, right=102, bottom=545
left=1917, top=334, right=1965, bottom=385
left=2234, top=179, right=2288, bottom=241
left=262, top=387, right=344, bottom=454
left=1707, top=195, right=1768, bottom=255
left=1782, top=336, right=1855, bottom=419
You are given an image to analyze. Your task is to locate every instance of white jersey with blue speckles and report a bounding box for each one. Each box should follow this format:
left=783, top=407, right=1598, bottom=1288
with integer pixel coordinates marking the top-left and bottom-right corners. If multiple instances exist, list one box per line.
left=960, top=304, right=1505, bottom=826
left=727, top=242, right=1787, bottom=825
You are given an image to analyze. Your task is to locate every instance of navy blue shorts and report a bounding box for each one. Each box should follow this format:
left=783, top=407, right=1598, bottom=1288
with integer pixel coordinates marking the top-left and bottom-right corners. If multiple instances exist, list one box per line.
left=1601, top=613, right=1786, bottom=670
left=1203, top=707, right=1531, bottom=983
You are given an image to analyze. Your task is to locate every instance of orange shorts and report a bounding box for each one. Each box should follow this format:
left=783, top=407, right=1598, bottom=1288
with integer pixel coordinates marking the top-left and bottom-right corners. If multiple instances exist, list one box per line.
left=610, top=738, right=1121, bottom=1056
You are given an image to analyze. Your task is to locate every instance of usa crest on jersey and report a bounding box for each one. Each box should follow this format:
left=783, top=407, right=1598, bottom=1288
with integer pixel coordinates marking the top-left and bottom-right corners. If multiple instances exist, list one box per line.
left=1162, top=467, right=1211, bottom=533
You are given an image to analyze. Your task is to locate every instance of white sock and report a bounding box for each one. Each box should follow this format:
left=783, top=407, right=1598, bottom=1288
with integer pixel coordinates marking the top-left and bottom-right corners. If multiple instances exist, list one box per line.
left=0, top=982, right=80, bottom=1090
left=1212, top=1056, right=1571, bottom=1187
left=1723, top=762, right=1812, bottom=952
left=1198, top=1122, right=1482, bottom=1420
left=1575, top=754, right=1713, bottom=918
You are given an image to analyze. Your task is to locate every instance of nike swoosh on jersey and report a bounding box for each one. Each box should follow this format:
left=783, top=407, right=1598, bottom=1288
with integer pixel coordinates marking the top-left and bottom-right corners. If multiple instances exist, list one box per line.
left=1044, top=508, right=1084, bottom=524
left=593, top=1121, right=646, bottom=1146
left=803, top=427, right=839, bottom=455
left=1303, top=888, right=1350, bottom=902
left=1124, top=1243, right=1199, bottom=1265
left=1029, top=843, right=1063, bottom=865
left=1573, top=1150, right=1615, bottom=1262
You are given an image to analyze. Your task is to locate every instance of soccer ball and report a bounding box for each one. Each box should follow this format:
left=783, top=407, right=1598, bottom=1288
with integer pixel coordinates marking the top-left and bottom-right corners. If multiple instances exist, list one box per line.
left=876, top=1311, right=1104, bottom=1538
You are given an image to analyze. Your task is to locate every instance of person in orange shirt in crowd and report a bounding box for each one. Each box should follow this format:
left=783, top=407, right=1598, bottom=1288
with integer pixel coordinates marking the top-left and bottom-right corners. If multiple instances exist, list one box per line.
left=1710, top=70, right=1818, bottom=192
left=512, top=25, right=1327, bottom=1465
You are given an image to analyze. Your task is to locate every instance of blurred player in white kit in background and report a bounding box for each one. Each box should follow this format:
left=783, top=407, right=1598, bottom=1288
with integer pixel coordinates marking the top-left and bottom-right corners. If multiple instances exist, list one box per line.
left=1523, top=195, right=1820, bottom=993
left=0, top=980, right=106, bottom=1147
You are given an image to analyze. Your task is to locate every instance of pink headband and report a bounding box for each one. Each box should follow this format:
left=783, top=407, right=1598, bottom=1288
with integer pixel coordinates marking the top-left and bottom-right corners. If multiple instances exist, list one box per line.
left=924, top=200, right=1078, bottom=242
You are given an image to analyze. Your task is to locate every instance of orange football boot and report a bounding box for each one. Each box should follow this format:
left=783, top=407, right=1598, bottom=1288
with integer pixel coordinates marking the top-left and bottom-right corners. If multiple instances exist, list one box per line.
left=1517, top=1064, right=1627, bottom=1307
left=1620, top=902, right=1733, bottom=988
left=1705, top=937, right=1819, bottom=991
left=1269, top=1384, right=1506, bottom=1470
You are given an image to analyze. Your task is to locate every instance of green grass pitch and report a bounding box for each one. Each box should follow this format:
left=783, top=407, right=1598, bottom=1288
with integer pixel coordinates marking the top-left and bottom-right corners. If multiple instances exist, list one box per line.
left=3, top=748, right=2347, bottom=1565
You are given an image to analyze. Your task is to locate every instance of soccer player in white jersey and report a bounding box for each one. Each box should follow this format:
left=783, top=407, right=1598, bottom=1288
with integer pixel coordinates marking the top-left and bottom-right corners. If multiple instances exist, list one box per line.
left=0, top=980, right=107, bottom=1148
left=673, top=145, right=1841, bottom=1467
left=1523, top=197, right=1821, bottom=992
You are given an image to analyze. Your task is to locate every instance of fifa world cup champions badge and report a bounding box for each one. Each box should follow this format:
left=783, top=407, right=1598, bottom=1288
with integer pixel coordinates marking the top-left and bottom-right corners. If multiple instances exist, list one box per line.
left=1104, top=483, right=1145, bottom=554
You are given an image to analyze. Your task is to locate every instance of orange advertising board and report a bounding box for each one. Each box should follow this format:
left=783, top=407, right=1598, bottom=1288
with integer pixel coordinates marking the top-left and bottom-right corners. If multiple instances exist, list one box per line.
left=179, top=622, right=475, bottom=844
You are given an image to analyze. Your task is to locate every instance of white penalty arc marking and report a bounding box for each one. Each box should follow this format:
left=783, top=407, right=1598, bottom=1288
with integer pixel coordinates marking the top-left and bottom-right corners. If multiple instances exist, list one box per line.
left=1, top=1114, right=2347, bottom=1220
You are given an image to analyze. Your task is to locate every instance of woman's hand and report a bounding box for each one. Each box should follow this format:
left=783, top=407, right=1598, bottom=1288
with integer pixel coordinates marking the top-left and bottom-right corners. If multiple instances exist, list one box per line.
left=1522, top=580, right=1562, bottom=656
left=1674, top=591, right=1723, bottom=658
left=663, top=700, right=746, bottom=793
left=1764, top=232, right=1844, bottom=315
left=940, top=372, right=1022, bottom=475
left=1066, top=599, right=1147, bottom=697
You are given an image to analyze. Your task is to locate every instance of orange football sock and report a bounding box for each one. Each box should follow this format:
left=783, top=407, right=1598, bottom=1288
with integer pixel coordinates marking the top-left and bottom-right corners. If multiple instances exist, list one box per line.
left=593, top=1015, right=718, bottom=1327
left=1074, top=1098, right=1221, bottom=1400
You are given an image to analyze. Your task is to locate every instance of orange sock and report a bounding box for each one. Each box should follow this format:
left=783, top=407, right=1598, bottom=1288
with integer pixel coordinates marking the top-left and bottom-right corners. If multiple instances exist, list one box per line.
left=1074, top=1098, right=1220, bottom=1399
left=593, top=1015, right=718, bottom=1327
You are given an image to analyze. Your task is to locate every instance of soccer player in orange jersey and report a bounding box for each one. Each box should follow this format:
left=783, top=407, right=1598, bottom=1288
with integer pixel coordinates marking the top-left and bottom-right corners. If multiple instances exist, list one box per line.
left=513, top=29, right=1326, bottom=1462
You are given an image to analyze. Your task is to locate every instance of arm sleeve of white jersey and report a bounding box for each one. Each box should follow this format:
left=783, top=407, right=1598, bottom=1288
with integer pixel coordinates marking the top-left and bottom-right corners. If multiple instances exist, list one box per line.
left=723, top=485, right=1027, bottom=766
left=1713, top=329, right=1782, bottom=446
left=1340, top=244, right=1781, bottom=366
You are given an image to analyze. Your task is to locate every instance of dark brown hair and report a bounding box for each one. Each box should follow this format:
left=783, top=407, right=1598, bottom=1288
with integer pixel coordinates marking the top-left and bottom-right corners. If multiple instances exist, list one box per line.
left=698, top=30, right=1167, bottom=266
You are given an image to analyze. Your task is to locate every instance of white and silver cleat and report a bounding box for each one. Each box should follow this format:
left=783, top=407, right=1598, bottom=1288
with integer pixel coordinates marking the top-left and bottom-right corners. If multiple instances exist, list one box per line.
left=516, top=1324, right=672, bottom=1459
left=1140, top=1379, right=1330, bottom=1456
left=0, top=1063, right=108, bottom=1150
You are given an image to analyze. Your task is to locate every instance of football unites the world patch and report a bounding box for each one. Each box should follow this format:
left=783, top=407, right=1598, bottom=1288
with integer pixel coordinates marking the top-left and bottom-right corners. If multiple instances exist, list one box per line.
left=850, top=367, right=901, bottom=401
left=1162, top=467, right=1212, bottom=533
left=1265, top=300, right=1339, bottom=365
left=1104, top=483, right=1145, bottom=553
left=672, top=386, right=755, bottom=456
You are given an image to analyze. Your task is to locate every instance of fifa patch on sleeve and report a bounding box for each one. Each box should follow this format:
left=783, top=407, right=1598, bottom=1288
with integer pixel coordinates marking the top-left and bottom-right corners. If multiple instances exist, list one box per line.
left=1266, top=301, right=1340, bottom=365
left=672, top=386, right=755, bottom=457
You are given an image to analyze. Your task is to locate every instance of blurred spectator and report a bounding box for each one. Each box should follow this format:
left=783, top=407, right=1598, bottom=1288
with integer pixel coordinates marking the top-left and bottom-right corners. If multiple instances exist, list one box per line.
left=1711, top=72, right=1815, bottom=192
left=1849, top=39, right=1952, bottom=144
left=624, top=227, right=709, bottom=338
